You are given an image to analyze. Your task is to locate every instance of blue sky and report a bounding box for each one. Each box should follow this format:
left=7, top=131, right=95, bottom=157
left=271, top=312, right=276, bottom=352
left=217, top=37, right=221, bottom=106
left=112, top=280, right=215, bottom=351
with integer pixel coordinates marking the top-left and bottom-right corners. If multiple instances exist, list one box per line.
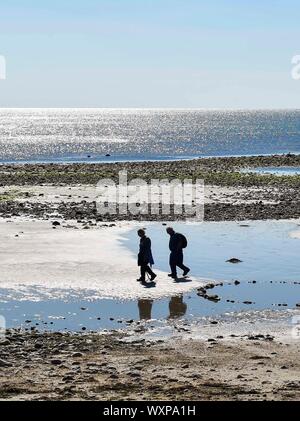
left=0, top=0, right=300, bottom=108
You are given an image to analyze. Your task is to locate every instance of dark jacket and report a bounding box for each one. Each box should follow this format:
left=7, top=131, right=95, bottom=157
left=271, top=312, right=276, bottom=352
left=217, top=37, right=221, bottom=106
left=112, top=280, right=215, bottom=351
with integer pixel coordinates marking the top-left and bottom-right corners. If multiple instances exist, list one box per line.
left=138, top=236, right=154, bottom=266
left=169, top=232, right=184, bottom=253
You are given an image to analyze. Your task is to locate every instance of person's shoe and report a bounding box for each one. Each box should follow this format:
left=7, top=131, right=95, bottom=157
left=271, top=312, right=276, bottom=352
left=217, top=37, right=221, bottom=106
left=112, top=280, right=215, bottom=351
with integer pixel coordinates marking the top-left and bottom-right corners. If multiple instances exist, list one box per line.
left=171, top=274, right=178, bottom=280
left=168, top=273, right=173, bottom=277
left=183, top=268, right=190, bottom=277
left=150, top=274, right=157, bottom=282
left=137, top=277, right=145, bottom=282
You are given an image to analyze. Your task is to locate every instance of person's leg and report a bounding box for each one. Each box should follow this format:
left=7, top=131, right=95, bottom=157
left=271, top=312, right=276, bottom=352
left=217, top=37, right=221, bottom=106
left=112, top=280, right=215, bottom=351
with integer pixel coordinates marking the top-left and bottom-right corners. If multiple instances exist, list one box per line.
left=144, top=265, right=157, bottom=281
left=169, top=252, right=177, bottom=278
left=176, top=251, right=190, bottom=275
left=140, top=264, right=146, bottom=281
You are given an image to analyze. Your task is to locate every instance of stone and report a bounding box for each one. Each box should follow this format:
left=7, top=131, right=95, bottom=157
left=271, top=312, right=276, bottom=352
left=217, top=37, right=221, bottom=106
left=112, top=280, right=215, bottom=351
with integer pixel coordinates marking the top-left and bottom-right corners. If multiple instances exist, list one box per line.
left=0, top=339, right=11, bottom=346
left=0, top=359, right=12, bottom=367
left=72, top=352, right=83, bottom=358
left=226, top=258, right=242, bottom=264
left=51, top=359, right=63, bottom=365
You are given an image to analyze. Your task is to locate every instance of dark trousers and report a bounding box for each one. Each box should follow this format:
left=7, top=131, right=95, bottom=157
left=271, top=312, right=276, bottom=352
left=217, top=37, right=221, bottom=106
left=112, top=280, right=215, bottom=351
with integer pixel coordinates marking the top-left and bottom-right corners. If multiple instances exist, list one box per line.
left=140, top=263, right=155, bottom=281
left=169, top=251, right=189, bottom=276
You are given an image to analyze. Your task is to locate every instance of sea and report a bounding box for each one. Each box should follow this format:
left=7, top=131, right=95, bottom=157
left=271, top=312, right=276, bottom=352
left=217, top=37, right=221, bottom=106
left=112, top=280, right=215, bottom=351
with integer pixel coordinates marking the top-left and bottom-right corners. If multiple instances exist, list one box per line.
left=0, top=108, right=300, bottom=163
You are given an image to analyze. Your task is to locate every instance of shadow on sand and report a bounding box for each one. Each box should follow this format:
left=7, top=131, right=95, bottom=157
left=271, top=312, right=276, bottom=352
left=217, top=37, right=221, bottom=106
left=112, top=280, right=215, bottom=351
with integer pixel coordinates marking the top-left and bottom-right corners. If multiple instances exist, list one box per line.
left=141, top=281, right=157, bottom=288
left=173, top=276, right=192, bottom=283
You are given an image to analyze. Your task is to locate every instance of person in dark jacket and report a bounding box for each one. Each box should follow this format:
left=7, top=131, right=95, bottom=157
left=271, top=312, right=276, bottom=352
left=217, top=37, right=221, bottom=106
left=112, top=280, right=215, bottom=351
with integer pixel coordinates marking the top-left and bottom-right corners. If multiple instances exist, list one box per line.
left=137, top=229, right=157, bottom=283
left=166, top=227, right=190, bottom=279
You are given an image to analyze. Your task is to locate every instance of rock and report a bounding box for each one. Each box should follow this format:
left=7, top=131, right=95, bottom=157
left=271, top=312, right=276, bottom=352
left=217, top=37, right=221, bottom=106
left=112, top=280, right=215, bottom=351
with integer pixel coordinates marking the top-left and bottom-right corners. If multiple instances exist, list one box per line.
left=72, top=352, right=83, bottom=358
left=250, top=355, right=271, bottom=360
left=226, top=258, right=242, bottom=264
left=0, top=359, right=12, bottom=367
left=52, top=221, right=61, bottom=227
left=0, top=339, right=11, bottom=346
left=243, top=301, right=254, bottom=305
left=234, top=280, right=240, bottom=285
left=50, top=359, right=63, bottom=365
left=63, top=375, right=74, bottom=382
left=128, top=371, right=141, bottom=378
left=205, top=294, right=220, bottom=302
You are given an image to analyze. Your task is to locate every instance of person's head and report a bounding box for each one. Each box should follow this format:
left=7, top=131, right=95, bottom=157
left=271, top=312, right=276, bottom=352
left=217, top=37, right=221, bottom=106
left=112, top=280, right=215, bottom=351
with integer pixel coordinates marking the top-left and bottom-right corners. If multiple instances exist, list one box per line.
left=166, top=227, right=175, bottom=236
left=137, top=228, right=146, bottom=238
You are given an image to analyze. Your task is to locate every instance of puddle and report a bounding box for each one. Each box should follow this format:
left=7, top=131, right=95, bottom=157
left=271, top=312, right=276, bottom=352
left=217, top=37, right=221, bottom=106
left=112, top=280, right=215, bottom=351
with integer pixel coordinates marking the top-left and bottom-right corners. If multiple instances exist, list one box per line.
left=1, top=220, right=300, bottom=333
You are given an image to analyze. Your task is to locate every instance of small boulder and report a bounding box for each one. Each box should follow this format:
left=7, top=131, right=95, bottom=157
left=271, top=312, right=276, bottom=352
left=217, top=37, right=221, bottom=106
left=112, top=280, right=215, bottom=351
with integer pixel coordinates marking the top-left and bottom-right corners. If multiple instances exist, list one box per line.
left=226, top=258, right=242, bottom=264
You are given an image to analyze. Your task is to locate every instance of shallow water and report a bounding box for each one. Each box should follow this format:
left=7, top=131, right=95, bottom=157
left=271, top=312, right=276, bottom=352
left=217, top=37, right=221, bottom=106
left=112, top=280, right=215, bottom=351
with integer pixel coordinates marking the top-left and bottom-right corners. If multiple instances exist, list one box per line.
left=242, top=166, right=300, bottom=176
left=125, top=220, right=300, bottom=283
left=1, top=220, right=300, bottom=332
left=1, top=109, right=300, bottom=162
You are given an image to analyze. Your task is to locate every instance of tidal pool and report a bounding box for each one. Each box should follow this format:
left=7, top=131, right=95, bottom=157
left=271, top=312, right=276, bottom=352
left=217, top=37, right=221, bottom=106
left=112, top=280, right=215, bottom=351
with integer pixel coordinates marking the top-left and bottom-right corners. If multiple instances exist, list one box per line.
left=241, top=166, right=300, bottom=176
left=1, top=220, right=300, bottom=332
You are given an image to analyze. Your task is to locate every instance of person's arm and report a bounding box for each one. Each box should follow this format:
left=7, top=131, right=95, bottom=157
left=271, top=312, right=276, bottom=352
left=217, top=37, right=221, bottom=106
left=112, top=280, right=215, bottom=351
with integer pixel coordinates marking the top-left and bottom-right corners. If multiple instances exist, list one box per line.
left=139, top=239, right=146, bottom=255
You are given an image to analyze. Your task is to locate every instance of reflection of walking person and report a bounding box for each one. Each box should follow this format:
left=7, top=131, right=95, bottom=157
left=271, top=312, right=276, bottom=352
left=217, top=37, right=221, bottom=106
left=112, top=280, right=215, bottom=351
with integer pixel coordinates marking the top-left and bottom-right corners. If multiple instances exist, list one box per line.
left=137, top=229, right=157, bottom=283
left=138, top=299, right=153, bottom=320
left=166, top=227, right=190, bottom=280
left=169, top=295, right=187, bottom=319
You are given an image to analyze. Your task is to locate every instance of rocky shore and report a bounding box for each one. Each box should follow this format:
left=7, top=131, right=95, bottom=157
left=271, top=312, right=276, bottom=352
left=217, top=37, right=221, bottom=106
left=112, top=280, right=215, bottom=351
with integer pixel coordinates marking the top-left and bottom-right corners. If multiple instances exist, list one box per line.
left=0, top=329, right=299, bottom=401
left=0, top=154, right=300, bottom=222
left=1, top=154, right=300, bottom=186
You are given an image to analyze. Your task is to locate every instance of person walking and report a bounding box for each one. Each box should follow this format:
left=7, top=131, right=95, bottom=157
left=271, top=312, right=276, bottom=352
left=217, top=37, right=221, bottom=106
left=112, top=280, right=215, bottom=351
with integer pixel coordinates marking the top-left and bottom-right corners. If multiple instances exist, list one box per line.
left=166, top=227, right=190, bottom=279
left=137, top=229, right=157, bottom=283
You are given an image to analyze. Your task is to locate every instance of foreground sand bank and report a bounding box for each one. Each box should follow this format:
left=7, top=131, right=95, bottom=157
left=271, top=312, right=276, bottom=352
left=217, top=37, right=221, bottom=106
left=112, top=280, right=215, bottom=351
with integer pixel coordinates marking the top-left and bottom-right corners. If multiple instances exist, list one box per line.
left=0, top=218, right=203, bottom=301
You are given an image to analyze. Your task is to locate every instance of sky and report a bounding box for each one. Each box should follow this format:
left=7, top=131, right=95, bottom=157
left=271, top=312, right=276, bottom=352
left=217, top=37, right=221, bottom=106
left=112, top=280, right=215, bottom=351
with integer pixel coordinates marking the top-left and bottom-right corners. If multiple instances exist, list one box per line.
left=0, top=0, right=300, bottom=108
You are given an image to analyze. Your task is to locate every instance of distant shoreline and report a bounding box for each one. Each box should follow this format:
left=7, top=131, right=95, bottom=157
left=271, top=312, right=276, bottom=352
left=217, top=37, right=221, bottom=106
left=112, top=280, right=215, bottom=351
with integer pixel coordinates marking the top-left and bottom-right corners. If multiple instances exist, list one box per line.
left=1, top=151, right=300, bottom=165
